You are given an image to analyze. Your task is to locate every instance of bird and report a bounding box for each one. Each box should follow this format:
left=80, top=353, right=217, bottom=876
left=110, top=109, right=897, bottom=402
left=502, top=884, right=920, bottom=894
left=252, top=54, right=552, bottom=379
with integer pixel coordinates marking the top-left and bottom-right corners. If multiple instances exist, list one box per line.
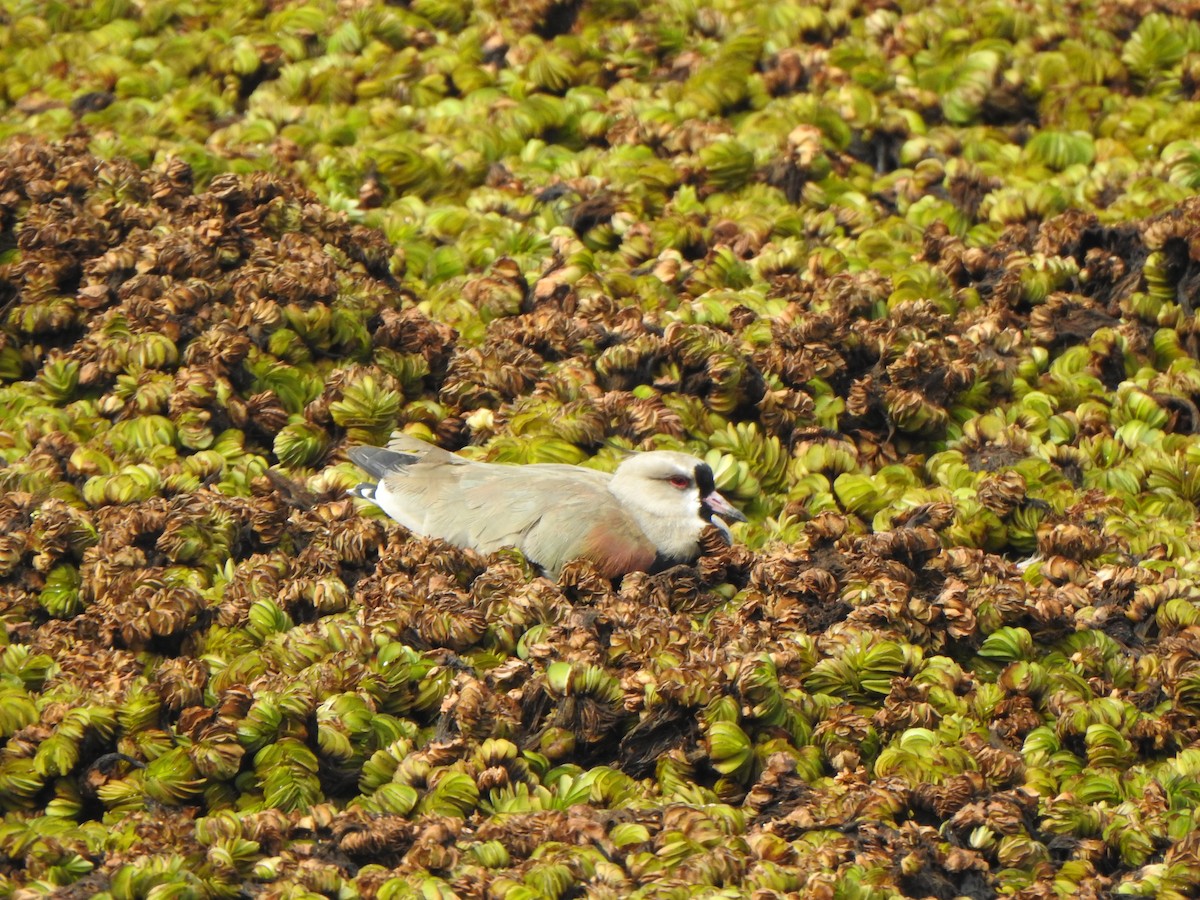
left=346, top=433, right=747, bottom=579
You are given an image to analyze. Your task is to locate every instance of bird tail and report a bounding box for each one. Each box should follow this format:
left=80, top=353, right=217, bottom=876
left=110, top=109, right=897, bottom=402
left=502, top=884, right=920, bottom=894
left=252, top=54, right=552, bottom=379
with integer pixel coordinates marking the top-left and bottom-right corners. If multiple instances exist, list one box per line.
left=348, top=482, right=377, bottom=503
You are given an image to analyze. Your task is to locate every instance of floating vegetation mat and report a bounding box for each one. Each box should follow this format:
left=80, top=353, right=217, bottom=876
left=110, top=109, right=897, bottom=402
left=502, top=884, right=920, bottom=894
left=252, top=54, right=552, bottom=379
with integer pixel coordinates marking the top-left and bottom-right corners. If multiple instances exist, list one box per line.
left=7, top=1, right=1200, bottom=898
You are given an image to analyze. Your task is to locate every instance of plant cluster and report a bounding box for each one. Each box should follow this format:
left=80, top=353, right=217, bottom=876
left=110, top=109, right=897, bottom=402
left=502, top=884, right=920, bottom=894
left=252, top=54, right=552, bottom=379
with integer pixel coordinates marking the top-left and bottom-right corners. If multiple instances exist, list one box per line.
left=5, top=0, right=1200, bottom=897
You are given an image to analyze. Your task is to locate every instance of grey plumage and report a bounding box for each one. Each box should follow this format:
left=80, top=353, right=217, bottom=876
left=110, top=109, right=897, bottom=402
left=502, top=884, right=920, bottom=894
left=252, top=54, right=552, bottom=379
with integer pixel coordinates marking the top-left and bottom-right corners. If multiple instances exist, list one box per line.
left=347, top=433, right=746, bottom=579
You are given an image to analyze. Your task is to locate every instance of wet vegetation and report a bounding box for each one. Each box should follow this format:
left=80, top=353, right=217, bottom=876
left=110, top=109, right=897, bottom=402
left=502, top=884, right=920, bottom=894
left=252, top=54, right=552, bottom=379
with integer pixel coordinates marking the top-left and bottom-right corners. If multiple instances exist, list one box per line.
left=5, top=0, right=1200, bottom=896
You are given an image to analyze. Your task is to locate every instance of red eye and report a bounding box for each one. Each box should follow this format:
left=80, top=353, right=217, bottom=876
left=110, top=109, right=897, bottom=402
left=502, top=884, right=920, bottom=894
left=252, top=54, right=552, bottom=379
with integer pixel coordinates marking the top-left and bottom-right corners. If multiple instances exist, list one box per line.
left=668, top=474, right=690, bottom=489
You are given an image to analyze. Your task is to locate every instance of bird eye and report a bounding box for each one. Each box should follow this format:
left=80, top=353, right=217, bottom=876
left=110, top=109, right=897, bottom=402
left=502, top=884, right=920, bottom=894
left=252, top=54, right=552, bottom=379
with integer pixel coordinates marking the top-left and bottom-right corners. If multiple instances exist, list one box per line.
left=668, top=474, right=690, bottom=489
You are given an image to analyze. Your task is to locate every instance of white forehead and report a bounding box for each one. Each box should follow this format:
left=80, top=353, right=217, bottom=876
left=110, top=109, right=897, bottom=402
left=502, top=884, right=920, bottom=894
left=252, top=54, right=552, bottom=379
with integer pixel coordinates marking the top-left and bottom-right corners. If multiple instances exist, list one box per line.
left=615, top=451, right=701, bottom=478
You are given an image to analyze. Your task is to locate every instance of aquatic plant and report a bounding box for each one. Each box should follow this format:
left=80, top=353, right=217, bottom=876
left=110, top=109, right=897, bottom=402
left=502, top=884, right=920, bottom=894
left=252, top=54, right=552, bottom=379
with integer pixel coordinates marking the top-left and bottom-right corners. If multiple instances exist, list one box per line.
left=4, top=0, right=1200, bottom=896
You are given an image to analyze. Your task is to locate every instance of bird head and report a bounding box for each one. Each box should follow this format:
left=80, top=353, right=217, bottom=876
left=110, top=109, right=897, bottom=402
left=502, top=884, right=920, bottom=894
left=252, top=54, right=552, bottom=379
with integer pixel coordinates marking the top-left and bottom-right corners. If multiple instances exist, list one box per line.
left=608, top=451, right=746, bottom=560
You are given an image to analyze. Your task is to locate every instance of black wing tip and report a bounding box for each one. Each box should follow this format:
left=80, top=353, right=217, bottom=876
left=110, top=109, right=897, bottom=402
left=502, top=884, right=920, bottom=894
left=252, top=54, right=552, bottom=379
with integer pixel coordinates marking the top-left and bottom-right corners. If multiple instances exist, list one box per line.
left=347, top=445, right=419, bottom=477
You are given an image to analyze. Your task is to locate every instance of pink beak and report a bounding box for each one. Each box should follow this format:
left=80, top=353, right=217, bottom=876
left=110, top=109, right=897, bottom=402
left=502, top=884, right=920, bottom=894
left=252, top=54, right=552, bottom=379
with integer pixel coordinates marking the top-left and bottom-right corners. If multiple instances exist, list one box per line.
left=703, top=490, right=746, bottom=523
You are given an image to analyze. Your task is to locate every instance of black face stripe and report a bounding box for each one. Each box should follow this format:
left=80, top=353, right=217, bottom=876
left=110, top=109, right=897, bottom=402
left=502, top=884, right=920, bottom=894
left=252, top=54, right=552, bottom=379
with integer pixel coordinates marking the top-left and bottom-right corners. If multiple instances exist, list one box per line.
left=694, top=463, right=714, bottom=496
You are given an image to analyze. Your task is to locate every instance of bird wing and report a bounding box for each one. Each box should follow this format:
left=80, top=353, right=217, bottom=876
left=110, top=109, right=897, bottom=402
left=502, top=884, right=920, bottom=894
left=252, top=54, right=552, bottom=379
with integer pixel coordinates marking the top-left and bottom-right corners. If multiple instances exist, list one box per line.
left=384, top=432, right=465, bottom=465
left=371, top=455, right=651, bottom=576
left=347, top=445, right=426, bottom=479
left=352, top=435, right=654, bottom=575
